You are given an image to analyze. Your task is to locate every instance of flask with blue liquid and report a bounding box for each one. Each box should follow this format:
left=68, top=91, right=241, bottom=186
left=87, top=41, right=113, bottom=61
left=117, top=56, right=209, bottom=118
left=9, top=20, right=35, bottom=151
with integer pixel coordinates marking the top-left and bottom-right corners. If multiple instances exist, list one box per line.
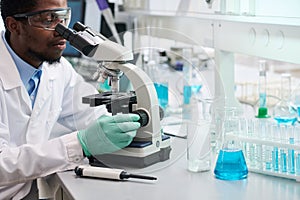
left=214, top=110, right=248, bottom=180
left=273, top=73, right=297, bottom=125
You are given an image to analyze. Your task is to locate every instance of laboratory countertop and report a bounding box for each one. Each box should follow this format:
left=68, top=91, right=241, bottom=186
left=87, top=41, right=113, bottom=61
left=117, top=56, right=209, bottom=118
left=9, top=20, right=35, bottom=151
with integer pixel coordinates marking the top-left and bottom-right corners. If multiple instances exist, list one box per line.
left=54, top=137, right=300, bottom=200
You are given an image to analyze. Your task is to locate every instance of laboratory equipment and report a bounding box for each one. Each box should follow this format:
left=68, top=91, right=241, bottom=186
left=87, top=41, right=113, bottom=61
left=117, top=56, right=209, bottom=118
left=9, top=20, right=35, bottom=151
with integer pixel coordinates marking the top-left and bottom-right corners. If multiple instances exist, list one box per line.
left=96, top=0, right=122, bottom=44
left=273, top=73, right=297, bottom=125
left=255, top=107, right=271, bottom=170
left=258, top=60, right=267, bottom=108
left=152, top=50, right=170, bottom=110
left=255, top=61, right=270, bottom=170
left=227, top=119, right=300, bottom=182
left=75, top=165, right=157, bottom=181
left=182, top=48, right=193, bottom=106
left=213, top=111, right=248, bottom=180
left=186, top=121, right=211, bottom=173
left=55, top=22, right=171, bottom=168
left=291, top=88, right=300, bottom=122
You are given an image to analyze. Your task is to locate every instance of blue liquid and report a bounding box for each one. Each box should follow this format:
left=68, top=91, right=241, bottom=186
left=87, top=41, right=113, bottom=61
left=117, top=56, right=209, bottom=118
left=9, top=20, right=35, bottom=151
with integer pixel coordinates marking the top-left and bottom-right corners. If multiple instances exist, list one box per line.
left=274, top=117, right=297, bottom=125
left=214, top=149, right=248, bottom=180
left=183, top=85, right=192, bottom=104
left=288, top=138, right=295, bottom=174
left=265, top=148, right=272, bottom=170
left=191, top=85, right=202, bottom=94
left=259, top=93, right=266, bottom=108
left=296, top=153, right=300, bottom=175
left=272, top=147, right=279, bottom=171
left=154, top=82, right=168, bottom=109
left=266, top=162, right=271, bottom=170
left=280, top=149, right=287, bottom=173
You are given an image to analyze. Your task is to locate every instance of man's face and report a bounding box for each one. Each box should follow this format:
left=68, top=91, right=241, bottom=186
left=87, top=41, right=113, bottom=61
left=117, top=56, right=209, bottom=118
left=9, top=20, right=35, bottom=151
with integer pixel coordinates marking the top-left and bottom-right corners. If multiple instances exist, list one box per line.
left=10, top=0, right=69, bottom=67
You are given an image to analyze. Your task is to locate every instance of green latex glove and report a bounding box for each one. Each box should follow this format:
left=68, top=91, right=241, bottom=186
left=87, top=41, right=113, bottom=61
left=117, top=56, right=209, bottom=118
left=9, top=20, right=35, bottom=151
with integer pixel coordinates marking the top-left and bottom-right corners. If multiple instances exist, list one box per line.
left=77, top=114, right=140, bottom=157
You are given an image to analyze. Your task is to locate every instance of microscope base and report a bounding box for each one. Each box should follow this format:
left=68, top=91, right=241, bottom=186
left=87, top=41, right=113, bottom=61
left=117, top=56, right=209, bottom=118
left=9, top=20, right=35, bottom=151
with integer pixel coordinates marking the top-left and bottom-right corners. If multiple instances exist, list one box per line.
left=89, top=136, right=172, bottom=168
left=90, top=146, right=171, bottom=168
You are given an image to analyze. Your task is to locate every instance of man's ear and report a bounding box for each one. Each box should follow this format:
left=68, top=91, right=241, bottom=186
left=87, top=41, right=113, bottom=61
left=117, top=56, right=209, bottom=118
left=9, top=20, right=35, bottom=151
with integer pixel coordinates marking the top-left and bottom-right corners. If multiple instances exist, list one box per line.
left=5, top=16, right=21, bottom=35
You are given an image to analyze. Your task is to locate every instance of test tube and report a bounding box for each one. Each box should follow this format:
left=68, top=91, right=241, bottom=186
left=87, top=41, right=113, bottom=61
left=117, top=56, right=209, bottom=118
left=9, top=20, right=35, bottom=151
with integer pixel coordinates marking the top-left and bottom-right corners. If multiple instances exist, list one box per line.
left=258, top=60, right=267, bottom=108
left=271, top=124, right=280, bottom=171
left=264, top=145, right=272, bottom=170
left=287, top=125, right=295, bottom=174
left=279, top=125, right=287, bottom=173
left=246, top=119, right=256, bottom=168
left=296, top=153, right=300, bottom=175
left=294, top=125, right=300, bottom=175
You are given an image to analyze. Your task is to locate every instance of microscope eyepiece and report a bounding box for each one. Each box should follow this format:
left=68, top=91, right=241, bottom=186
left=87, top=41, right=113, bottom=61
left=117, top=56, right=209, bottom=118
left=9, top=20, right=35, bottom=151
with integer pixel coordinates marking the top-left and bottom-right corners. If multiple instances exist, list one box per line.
left=73, top=21, right=86, bottom=32
left=55, top=23, right=75, bottom=41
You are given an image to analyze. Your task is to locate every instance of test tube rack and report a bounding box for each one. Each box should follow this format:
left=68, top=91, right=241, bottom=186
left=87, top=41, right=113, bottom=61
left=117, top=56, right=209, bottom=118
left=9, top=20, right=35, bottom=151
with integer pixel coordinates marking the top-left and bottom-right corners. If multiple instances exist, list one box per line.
left=227, top=133, right=300, bottom=182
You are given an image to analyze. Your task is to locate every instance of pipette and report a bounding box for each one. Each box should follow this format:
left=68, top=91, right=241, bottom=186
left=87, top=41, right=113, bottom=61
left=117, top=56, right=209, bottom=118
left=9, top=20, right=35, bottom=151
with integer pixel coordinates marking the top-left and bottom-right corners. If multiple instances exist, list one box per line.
left=74, top=166, right=157, bottom=181
left=95, top=0, right=122, bottom=45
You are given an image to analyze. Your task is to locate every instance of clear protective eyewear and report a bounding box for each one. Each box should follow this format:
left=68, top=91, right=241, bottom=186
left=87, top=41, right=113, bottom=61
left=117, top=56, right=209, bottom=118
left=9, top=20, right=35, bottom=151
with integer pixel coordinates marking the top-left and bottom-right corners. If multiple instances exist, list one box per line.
left=13, top=7, right=71, bottom=31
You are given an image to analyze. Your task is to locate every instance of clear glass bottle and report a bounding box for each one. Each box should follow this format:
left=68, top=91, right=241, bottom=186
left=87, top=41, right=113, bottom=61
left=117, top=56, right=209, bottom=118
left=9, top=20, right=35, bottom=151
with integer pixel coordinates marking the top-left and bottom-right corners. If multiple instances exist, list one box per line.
left=152, top=51, right=170, bottom=111
left=273, top=73, right=297, bottom=125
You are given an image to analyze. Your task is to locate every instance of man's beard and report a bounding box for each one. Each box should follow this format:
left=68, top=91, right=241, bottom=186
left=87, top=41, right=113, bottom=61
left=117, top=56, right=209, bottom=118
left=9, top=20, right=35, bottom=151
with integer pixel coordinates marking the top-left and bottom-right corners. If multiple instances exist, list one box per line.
left=28, top=48, right=62, bottom=65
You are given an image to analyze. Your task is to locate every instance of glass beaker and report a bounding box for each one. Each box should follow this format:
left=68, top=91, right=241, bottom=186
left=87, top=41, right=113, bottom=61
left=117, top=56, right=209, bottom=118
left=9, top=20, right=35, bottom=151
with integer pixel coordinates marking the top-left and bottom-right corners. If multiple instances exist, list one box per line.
left=214, top=112, right=248, bottom=180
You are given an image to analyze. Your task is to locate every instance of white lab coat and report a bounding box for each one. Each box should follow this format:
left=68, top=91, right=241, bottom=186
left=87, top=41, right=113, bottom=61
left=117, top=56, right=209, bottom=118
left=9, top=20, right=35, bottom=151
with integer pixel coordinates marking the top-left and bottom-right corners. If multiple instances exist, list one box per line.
left=0, top=31, right=107, bottom=199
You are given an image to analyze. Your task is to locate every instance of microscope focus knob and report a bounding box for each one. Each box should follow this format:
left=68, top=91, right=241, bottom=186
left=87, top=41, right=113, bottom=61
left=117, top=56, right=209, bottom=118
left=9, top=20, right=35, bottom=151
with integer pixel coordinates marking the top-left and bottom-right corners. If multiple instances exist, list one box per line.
left=132, top=109, right=149, bottom=127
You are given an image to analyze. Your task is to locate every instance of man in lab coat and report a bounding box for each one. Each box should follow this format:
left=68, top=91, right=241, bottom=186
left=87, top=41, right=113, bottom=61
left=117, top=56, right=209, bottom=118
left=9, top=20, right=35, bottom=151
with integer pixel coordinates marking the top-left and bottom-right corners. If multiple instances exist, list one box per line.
left=0, top=0, right=141, bottom=199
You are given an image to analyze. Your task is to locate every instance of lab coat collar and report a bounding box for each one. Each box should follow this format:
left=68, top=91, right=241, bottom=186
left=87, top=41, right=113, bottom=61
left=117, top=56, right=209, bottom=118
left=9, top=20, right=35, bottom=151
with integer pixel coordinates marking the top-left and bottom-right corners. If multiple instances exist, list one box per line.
left=0, top=31, right=23, bottom=90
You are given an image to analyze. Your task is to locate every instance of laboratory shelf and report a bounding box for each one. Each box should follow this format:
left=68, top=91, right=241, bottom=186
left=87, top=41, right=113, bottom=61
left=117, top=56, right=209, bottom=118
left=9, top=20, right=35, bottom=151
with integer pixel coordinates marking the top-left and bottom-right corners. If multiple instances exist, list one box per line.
left=123, top=9, right=300, bottom=27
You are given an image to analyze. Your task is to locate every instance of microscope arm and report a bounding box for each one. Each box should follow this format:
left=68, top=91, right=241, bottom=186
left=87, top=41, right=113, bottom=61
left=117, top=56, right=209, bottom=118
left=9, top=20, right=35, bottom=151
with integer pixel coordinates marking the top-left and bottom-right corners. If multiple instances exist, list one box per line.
left=116, top=63, right=161, bottom=143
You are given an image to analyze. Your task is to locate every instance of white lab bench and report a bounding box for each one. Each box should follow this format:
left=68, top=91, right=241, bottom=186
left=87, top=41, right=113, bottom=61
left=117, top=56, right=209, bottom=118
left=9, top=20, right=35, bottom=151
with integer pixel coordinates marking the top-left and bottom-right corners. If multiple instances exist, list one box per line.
left=51, top=136, right=300, bottom=200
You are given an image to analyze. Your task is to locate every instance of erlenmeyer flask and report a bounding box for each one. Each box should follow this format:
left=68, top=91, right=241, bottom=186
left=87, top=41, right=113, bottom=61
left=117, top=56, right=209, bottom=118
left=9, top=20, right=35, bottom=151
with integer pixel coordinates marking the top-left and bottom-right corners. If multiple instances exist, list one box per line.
left=214, top=111, right=248, bottom=180
left=273, top=73, right=297, bottom=125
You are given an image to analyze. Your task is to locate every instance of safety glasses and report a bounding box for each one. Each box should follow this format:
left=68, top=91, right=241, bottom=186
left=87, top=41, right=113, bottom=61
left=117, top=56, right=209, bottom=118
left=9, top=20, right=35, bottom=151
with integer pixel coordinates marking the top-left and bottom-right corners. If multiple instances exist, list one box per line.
left=13, top=7, right=71, bottom=31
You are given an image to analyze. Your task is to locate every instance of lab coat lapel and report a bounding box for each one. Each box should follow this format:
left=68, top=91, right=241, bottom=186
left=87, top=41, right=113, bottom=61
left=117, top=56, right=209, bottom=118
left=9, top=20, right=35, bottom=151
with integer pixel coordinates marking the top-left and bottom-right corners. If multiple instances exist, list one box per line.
left=26, top=69, right=54, bottom=144
left=0, top=33, right=32, bottom=110
left=32, top=70, right=52, bottom=115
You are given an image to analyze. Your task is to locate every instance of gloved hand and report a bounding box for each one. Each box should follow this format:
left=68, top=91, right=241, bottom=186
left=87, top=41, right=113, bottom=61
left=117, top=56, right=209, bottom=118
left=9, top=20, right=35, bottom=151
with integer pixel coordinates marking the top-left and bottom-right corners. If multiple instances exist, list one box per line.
left=77, top=114, right=140, bottom=157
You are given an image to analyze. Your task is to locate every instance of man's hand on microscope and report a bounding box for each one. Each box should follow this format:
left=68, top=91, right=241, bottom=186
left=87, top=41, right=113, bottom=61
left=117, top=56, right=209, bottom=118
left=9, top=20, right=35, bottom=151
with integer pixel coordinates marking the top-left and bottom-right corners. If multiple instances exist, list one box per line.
left=77, top=114, right=141, bottom=157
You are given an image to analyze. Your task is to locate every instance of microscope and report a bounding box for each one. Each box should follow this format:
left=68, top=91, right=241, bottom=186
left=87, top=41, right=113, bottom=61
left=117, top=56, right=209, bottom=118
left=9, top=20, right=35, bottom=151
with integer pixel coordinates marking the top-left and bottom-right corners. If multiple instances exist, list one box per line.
left=55, top=22, right=171, bottom=168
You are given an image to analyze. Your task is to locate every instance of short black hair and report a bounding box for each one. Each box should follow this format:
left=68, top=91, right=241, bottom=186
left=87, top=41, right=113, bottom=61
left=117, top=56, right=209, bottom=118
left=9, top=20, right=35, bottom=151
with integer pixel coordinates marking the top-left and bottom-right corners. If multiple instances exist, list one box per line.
left=1, top=0, right=39, bottom=29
